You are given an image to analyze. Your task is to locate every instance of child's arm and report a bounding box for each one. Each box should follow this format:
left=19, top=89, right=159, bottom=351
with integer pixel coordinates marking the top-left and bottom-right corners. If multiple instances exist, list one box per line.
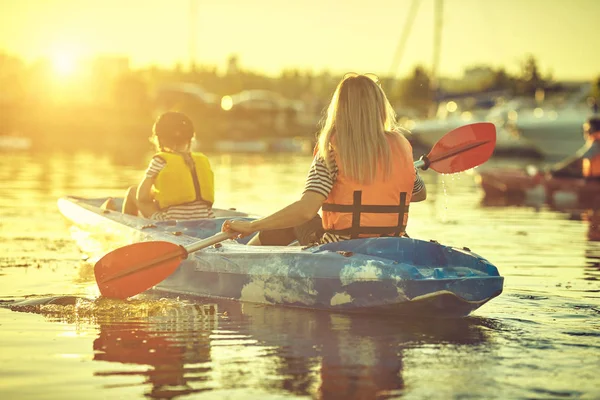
left=136, top=176, right=159, bottom=218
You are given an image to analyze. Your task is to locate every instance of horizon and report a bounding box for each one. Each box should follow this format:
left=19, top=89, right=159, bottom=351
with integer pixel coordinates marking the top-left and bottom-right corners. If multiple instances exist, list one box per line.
left=0, top=0, right=598, bottom=81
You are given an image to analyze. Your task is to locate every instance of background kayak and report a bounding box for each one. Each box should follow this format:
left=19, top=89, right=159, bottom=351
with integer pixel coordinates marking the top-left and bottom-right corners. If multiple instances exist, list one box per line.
left=476, top=167, right=600, bottom=209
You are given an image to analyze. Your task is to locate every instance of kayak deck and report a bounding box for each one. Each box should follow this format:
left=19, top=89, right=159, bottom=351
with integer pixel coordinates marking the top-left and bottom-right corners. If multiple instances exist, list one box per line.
left=58, top=196, right=504, bottom=317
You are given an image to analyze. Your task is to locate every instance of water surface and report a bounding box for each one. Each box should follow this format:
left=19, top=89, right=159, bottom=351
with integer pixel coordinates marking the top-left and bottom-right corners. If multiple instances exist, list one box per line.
left=0, top=151, right=599, bottom=399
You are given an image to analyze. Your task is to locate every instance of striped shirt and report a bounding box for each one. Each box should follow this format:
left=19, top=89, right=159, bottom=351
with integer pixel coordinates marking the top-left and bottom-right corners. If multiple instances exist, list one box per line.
left=303, top=153, right=425, bottom=243
left=146, top=156, right=215, bottom=221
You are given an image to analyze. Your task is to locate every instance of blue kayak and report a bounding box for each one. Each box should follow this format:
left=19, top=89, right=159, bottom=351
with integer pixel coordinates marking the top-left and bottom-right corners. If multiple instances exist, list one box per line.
left=57, top=196, right=504, bottom=317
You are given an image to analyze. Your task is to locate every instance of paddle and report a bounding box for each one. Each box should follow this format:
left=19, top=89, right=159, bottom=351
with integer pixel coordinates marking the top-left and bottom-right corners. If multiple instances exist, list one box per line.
left=413, top=122, right=496, bottom=173
left=94, top=122, right=496, bottom=300
left=94, top=231, right=233, bottom=299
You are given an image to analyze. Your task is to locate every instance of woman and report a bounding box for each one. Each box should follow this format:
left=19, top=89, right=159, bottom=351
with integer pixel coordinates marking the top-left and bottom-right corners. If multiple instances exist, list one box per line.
left=223, top=73, right=426, bottom=245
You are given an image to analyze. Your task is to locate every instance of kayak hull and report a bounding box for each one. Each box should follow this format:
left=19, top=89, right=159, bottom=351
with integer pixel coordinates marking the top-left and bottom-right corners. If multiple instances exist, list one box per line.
left=58, top=196, right=503, bottom=317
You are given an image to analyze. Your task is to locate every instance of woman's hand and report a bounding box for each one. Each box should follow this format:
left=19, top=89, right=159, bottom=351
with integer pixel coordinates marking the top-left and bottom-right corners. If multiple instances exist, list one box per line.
left=221, top=219, right=257, bottom=238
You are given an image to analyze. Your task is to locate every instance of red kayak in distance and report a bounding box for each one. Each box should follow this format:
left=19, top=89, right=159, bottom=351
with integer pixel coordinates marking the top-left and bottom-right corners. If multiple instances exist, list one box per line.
left=475, top=167, right=600, bottom=209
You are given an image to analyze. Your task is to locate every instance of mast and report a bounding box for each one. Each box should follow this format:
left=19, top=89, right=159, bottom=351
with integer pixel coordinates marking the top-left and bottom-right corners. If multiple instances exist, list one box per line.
left=388, top=0, right=421, bottom=78
left=189, top=0, right=198, bottom=70
left=429, top=0, right=443, bottom=116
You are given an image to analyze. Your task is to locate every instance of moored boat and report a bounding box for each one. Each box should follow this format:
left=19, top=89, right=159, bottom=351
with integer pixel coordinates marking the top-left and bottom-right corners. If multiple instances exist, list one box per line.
left=476, top=168, right=600, bottom=209
left=58, top=196, right=503, bottom=317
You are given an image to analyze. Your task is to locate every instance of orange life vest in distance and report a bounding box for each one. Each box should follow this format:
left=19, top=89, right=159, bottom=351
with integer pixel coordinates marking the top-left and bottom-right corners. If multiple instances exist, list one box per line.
left=583, top=132, right=600, bottom=178
left=321, top=133, right=415, bottom=238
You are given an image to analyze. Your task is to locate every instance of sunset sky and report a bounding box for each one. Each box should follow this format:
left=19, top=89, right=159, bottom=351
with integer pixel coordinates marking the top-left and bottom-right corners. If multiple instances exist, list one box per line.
left=0, top=0, right=598, bottom=80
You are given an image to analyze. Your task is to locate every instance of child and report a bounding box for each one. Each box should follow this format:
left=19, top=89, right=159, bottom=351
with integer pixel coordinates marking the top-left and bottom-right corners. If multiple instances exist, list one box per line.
left=103, top=111, right=215, bottom=220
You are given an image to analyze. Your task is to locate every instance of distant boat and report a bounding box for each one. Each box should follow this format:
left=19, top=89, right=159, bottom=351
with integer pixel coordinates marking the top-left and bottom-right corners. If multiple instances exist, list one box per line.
left=220, top=89, right=304, bottom=112
left=507, top=106, right=590, bottom=161
left=268, top=137, right=313, bottom=154
left=405, top=99, right=541, bottom=159
left=504, top=82, right=594, bottom=161
left=213, top=140, right=269, bottom=153
left=154, top=82, right=219, bottom=107
left=203, top=137, right=313, bottom=154
left=405, top=84, right=594, bottom=161
left=0, top=136, right=32, bottom=151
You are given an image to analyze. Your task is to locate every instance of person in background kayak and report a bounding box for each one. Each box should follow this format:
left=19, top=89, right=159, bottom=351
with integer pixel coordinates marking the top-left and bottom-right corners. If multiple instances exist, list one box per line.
left=549, top=116, right=600, bottom=179
left=102, top=111, right=215, bottom=220
left=222, top=72, right=426, bottom=245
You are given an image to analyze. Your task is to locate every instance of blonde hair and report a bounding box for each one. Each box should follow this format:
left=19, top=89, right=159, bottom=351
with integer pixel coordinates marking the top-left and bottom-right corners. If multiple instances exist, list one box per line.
left=317, top=74, right=401, bottom=184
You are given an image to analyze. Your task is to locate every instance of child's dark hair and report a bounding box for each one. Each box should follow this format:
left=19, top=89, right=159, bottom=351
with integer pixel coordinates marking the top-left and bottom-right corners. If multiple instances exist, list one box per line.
left=151, top=112, right=195, bottom=151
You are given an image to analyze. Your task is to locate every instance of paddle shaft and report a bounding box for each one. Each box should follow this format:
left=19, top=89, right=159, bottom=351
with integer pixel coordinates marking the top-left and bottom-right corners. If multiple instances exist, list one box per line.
left=184, top=231, right=233, bottom=253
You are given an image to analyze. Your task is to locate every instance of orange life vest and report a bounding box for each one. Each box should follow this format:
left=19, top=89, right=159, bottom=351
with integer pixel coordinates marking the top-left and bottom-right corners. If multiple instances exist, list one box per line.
left=321, top=133, right=415, bottom=238
left=583, top=132, right=600, bottom=178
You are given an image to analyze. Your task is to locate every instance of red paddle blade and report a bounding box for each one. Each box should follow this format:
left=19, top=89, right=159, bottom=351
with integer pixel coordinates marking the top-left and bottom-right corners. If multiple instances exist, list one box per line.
left=427, top=122, right=496, bottom=174
left=94, top=241, right=185, bottom=300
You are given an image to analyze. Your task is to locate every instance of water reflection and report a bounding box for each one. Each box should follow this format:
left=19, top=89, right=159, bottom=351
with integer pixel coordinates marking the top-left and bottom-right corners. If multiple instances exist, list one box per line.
left=7, top=296, right=495, bottom=399
left=94, top=309, right=215, bottom=398
left=479, top=182, right=600, bottom=274
left=113, top=297, right=496, bottom=399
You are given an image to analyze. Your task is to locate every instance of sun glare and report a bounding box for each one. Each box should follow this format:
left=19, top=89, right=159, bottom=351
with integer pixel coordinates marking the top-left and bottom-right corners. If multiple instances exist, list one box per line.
left=52, top=52, right=77, bottom=76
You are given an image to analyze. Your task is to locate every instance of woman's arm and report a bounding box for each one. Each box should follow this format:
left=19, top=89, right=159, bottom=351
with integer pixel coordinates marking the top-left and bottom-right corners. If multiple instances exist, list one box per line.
left=411, top=186, right=427, bottom=202
left=223, top=191, right=326, bottom=235
left=411, top=169, right=427, bottom=202
left=136, top=176, right=159, bottom=217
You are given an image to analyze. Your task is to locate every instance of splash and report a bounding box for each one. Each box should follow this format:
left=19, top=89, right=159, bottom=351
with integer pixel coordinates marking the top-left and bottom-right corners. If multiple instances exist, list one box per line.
left=6, top=296, right=218, bottom=326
